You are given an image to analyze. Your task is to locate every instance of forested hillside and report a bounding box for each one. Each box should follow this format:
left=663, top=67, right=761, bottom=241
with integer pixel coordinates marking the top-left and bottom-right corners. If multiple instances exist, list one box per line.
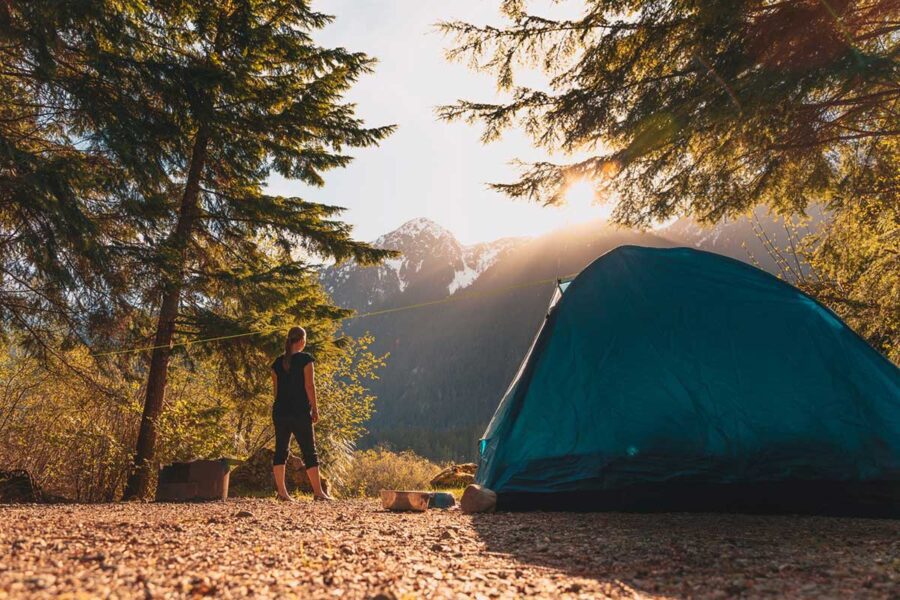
left=663, top=206, right=829, bottom=280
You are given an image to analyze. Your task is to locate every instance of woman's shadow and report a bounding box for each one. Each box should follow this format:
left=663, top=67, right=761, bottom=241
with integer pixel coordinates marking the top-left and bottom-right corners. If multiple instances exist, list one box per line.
left=470, top=510, right=899, bottom=596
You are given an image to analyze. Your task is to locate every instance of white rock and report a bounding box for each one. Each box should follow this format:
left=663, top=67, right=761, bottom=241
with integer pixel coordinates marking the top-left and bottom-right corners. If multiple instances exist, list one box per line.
left=460, top=485, right=497, bottom=514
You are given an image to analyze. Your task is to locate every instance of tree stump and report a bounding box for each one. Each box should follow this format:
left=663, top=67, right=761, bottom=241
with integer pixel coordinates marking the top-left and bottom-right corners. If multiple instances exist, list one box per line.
left=0, top=470, right=40, bottom=503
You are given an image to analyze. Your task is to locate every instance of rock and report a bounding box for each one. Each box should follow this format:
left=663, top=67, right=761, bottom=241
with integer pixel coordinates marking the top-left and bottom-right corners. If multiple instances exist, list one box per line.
left=430, top=463, right=477, bottom=489
left=460, top=484, right=497, bottom=514
left=428, top=492, right=456, bottom=509
left=0, top=470, right=40, bottom=503
left=235, top=510, right=254, bottom=518
left=229, top=447, right=328, bottom=495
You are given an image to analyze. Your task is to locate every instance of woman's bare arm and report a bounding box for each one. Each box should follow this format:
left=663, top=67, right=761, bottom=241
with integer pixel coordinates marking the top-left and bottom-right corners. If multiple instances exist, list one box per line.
left=304, top=362, right=318, bottom=423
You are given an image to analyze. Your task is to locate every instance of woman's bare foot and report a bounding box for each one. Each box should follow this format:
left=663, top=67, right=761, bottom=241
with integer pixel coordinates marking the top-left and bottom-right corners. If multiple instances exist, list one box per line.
left=277, top=493, right=295, bottom=502
left=313, top=493, right=333, bottom=502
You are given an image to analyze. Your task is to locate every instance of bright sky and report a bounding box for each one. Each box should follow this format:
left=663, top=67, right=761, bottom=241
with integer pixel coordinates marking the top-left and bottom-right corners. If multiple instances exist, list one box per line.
left=266, top=0, right=612, bottom=245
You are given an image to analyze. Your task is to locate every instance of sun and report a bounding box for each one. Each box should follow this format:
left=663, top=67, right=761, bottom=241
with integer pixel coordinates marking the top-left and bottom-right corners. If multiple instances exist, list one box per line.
left=560, top=178, right=613, bottom=223
left=564, top=179, right=596, bottom=211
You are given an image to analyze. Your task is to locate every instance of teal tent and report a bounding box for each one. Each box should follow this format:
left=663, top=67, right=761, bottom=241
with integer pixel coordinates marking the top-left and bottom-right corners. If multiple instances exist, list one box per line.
left=477, top=246, right=900, bottom=516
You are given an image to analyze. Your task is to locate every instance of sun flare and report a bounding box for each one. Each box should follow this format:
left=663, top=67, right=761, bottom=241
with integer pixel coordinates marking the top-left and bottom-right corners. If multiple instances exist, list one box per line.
left=560, top=178, right=613, bottom=223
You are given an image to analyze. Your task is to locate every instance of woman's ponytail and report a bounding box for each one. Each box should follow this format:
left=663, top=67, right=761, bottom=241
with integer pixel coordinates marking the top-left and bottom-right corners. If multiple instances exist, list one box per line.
left=282, top=326, right=306, bottom=371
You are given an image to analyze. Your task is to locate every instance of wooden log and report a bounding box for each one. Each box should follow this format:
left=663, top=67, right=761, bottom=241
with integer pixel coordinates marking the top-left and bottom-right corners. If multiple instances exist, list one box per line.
left=429, top=463, right=477, bottom=488
left=379, top=490, right=431, bottom=511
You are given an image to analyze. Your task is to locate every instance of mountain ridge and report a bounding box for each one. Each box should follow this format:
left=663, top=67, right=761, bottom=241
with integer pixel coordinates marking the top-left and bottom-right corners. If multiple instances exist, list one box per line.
left=321, top=217, right=528, bottom=312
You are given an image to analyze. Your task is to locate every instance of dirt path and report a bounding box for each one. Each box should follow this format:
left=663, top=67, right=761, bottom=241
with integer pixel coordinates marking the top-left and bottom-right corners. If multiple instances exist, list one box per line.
left=1, top=499, right=897, bottom=598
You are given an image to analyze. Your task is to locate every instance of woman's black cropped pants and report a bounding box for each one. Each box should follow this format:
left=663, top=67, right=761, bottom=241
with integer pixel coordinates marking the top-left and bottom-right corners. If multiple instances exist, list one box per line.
left=272, top=415, right=319, bottom=468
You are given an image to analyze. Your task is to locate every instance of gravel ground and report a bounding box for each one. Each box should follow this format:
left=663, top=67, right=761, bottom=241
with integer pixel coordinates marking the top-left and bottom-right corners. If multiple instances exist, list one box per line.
left=1, top=499, right=898, bottom=599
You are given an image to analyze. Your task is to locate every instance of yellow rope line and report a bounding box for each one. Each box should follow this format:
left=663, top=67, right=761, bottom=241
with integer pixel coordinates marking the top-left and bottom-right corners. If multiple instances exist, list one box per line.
left=90, top=272, right=579, bottom=357
left=90, top=327, right=280, bottom=357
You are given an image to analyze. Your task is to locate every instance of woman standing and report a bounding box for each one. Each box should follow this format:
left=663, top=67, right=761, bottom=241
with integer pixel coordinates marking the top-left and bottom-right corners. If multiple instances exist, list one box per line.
left=271, top=326, right=331, bottom=501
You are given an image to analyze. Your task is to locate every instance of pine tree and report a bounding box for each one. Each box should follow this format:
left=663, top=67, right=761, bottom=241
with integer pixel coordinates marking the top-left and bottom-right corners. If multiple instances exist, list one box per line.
left=441, top=0, right=897, bottom=221
left=440, top=0, right=898, bottom=358
left=0, top=7, right=134, bottom=360
left=3, top=1, right=395, bottom=498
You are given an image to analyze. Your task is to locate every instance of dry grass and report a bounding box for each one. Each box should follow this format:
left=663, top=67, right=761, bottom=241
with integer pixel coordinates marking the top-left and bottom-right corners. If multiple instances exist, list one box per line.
left=333, top=447, right=443, bottom=498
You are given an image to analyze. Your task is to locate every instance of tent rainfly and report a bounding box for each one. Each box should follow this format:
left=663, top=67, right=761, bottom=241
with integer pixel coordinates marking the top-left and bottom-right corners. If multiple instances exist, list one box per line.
left=472, top=246, right=900, bottom=517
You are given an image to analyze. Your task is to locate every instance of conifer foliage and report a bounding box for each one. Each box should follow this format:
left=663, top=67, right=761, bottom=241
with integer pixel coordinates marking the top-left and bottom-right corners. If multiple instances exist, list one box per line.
left=440, top=0, right=898, bottom=359
left=440, top=0, right=897, bottom=222
left=2, top=1, right=394, bottom=498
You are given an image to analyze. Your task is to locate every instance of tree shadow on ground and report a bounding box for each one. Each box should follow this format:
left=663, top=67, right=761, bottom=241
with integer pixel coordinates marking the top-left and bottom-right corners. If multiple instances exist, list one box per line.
left=471, top=511, right=900, bottom=597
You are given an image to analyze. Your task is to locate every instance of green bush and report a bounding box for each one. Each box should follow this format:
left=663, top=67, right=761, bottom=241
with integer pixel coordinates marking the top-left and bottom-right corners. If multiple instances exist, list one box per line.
left=335, top=447, right=441, bottom=498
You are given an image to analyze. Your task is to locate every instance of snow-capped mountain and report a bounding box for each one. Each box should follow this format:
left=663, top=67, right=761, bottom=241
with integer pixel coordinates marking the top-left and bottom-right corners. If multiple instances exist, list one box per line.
left=320, top=218, right=525, bottom=311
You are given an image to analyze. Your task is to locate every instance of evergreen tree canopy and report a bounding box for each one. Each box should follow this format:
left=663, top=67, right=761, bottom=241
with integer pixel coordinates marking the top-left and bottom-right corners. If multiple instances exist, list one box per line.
left=2, top=0, right=395, bottom=497
left=440, top=0, right=898, bottom=360
left=440, top=0, right=898, bottom=225
left=0, top=22, right=132, bottom=355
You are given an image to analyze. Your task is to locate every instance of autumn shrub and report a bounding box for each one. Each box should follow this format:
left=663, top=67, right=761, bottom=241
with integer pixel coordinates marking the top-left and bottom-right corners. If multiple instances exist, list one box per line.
left=0, top=336, right=383, bottom=501
left=0, top=346, right=139, bottom=501
left=334, top=447, right=442, bottom=498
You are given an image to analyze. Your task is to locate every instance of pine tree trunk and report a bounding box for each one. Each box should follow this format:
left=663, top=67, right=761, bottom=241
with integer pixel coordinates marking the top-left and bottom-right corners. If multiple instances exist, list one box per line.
left=123, top=127, right=209, bottom=500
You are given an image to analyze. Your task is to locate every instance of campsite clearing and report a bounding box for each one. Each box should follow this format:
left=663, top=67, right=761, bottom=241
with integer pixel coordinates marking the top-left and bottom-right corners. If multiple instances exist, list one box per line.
left=1, top=499, right=897, bottom=598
